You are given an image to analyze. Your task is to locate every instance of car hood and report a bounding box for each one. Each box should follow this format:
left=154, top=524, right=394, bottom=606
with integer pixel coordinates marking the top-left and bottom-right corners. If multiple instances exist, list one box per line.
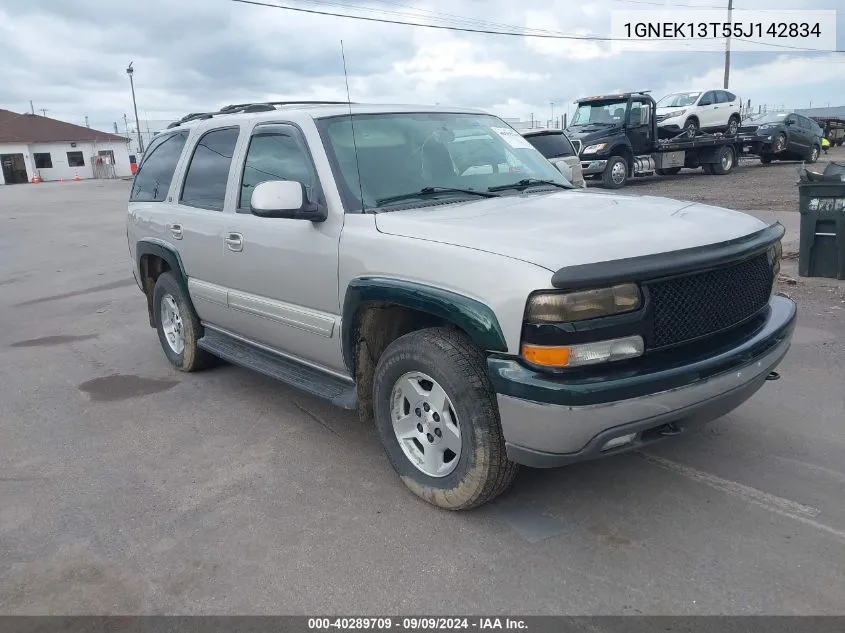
left=656, top=106, right=688, bottom=117
left=565, top=126, right=621, bottom=145
left=374, top=191, right=768, bottom=272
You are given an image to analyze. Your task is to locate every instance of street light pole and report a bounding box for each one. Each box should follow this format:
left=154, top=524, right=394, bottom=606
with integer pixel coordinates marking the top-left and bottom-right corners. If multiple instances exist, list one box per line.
left=723, top=0, right=733, bottom=89
left=126, top=62, right=145, bottom=154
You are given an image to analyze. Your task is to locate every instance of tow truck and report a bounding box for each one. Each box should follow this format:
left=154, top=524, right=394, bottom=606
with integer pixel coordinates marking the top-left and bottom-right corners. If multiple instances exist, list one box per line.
left=566, top=91, right=754, bottom=189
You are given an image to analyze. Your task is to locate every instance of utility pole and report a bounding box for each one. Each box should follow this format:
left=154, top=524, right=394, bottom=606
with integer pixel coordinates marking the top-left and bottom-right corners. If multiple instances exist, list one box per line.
left=114, top=122, right=119, bottom=134
left=29, top=100, right=34, bottom=114
left=550, top=101, right=555, bottom=128
left=723, top=0, right=733, bottom=89
left=126, top=62, right=145, bottom=154
left=84, top=115, right=90, bottom=128
left=40, top=109, right=47, bottom=117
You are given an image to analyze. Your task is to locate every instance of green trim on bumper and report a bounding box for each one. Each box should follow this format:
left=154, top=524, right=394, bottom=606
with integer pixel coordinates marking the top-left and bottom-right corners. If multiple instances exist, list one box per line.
left=488, top=296, right=796, bottom=408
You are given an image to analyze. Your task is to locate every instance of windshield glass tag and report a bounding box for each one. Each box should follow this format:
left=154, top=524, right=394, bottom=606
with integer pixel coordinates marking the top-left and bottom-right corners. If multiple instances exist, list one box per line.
left=490, top=127, right=534, bottom=150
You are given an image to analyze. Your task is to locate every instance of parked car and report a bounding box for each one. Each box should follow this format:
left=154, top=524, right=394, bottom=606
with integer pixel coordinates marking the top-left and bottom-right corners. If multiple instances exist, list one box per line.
left=739, top=111, right=823, bottom=164
left=127, top=101, right=795, bottom=510
left=521, top=129, right=586, bottom=188
left=656, top=89, right=742, bottom=137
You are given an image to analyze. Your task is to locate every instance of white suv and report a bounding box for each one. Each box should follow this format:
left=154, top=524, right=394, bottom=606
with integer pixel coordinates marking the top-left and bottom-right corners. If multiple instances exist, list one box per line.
left=656, top=89, right=742, bottom=137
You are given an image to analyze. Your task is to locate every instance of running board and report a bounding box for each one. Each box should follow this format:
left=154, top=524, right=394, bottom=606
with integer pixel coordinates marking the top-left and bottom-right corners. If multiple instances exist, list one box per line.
left=198, top=330, right=357, bottom=410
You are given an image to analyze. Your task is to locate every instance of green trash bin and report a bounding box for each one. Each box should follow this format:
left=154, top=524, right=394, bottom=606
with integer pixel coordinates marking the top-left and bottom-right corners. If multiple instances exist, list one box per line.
left=798, top=181, right=845, bottom=279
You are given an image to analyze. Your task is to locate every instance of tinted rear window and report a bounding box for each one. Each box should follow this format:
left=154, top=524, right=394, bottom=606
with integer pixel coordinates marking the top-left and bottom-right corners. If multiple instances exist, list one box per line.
left=524, top=133, right=576, bottom=158
left=130, top=132, right=188, bottom=202
left=180, top=127, right=240, bottom=211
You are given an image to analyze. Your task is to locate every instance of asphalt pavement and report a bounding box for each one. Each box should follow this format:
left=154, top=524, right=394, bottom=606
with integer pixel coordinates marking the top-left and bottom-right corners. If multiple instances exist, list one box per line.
left=1, top=180, right=844, bottom=615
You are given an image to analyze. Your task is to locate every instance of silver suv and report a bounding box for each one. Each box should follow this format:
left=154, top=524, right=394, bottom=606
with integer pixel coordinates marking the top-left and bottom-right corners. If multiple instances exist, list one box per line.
left=127, top=101, right=796, bottom=510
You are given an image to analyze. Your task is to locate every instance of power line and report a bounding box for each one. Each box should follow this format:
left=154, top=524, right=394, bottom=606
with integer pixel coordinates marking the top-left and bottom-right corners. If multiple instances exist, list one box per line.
left=231, top=0, right=845, bottom=53
left=230, top=0, right=721, bottom=41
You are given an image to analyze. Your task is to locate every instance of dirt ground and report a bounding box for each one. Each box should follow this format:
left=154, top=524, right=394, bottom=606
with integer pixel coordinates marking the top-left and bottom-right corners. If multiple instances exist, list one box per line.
left=607, top=144, right=845, bottom=213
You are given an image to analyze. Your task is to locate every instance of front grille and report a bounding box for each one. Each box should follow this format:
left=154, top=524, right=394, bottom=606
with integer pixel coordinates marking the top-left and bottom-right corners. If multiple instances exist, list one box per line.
left=645, top=252, right=773, bottom=349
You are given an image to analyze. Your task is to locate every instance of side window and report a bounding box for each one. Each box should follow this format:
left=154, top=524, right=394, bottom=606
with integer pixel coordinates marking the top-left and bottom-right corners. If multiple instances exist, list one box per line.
left=725, top=91, right=737, bottom=102
left=238, top=126, right=317, bottom=210
left=714, top=91, right=729, bottom=104
left=698, top=91, right=715, bottom=106
left=786, top=114, right=798, bottom=126
left=180, top=127, right=240, bottom=211
left=130, top=132, right=188, bottom=202
left=628, top=100, right=650, bottom=126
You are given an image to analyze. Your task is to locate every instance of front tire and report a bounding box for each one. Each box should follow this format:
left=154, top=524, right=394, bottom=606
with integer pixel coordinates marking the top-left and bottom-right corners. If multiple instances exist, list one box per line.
left=602, top=156, right=628, bottom=189
left=373, top=327, right=518, bottom=510
left=808, top=145, right=820, bottom=163
left=683, top=118, right=699, bottom=138
left=710, top=145, right=735, bottom=175
left=760, top=154, right=773, bottom=164
left=152, top=272, right=214, bottom=372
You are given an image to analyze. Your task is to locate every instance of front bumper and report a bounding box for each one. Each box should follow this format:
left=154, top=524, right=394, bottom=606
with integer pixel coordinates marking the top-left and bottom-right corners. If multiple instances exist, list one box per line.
left=489, top=296, right=796, bottom=468
left=579, top=159, right=607, bottom=175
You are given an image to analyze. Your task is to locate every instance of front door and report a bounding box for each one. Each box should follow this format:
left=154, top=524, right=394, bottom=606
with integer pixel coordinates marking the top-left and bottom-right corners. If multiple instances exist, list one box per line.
left=1, top=154, right=28, bottom=184
left=626, top=99, right=653, bottom=154
left=696, top=91, right=719, bottom=129
left=784, top=114, right=807, bottom=153
left=219, top=122, right=345, bottom=374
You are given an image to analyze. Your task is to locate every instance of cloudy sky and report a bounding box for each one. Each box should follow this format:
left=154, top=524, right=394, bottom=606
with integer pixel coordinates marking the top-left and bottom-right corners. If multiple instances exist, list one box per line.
left=1, top=0, right=843, bottom=133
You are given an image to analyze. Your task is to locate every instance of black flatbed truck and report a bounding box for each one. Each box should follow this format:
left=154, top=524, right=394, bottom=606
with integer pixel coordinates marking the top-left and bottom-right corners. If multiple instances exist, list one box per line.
left=566, top=91, right=756, bottom=188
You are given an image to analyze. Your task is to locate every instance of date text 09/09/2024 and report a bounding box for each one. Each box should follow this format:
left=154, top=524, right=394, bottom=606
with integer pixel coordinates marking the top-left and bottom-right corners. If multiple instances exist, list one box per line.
left=308, top=618, right=528, bottom=630
left=624, top=22, right=822, bottom=39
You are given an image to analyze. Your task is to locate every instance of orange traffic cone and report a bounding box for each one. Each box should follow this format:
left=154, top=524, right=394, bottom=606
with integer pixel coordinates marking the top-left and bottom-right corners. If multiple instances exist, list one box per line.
left=73, top=172, right=80, bottom=181
left=59, top=176, right=64, bottom=183
left=32, top=174, right=41, bottom=184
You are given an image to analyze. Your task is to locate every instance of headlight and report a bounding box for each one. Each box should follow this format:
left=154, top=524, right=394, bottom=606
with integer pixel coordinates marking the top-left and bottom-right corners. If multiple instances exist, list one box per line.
left=661, top=109, right=687, bottom=120
left=581, top=143, right=607, bottom=154
left=522, top=335, right=645, bottom=368
left=757, top=124, right=775, bottom=133
left=525, top=283, right=641, bottom=323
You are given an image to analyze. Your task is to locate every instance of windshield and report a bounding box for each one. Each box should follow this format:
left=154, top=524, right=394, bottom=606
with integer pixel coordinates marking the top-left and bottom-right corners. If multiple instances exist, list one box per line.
left=657, top=92, right=701, bottom=107
left=570, top=101, right=627, bottom=127
left=744, top=112, right=789, bottom=124
left=524, top=132, right=576, bottom=158
left=317, top=112, right=568, bottom=211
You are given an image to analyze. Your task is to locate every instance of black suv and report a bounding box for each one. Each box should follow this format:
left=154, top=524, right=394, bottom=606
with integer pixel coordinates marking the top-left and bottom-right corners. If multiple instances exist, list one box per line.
left=739, top=111, right=823, bottom=164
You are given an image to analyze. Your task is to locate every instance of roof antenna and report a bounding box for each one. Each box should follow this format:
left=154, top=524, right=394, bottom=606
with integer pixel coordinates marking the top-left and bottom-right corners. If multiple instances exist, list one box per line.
left=341, top=40, right=366, bottom=212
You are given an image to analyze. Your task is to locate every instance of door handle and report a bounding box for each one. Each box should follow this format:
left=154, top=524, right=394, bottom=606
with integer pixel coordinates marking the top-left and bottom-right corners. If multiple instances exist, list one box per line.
left=225, top=232, right=244, bottom=252
left=168, top=223, right=183, bottom=240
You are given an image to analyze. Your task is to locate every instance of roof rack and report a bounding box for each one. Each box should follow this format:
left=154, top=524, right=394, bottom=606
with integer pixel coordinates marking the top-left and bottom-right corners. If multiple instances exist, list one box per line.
left=166, top=101, right=354, bottom=129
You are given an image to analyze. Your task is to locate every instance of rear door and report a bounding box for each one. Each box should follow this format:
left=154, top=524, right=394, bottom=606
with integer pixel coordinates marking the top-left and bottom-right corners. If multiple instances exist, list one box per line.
left=170, top=126, right=242, bottom=328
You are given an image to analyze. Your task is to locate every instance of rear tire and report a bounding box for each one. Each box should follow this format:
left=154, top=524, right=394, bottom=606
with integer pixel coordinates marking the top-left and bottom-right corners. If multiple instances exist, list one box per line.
left=152, top=272, right=215, bottom=372
left=372, top=327, right=518, bottom=510
left=601, top=156, right=628, bottom=189
left=710, top=145, right=735, bottom=175
left=727, top=115, right=740, bottom=136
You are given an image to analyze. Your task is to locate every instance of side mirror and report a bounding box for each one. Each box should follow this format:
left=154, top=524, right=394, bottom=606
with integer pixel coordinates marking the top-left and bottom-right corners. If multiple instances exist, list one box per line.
left=250, top=180, right=327, bottom=221
left=785, top=119, right=795, bottom=126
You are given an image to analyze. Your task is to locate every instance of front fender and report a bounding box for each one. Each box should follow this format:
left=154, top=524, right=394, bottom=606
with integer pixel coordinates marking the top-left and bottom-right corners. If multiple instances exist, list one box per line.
left=341, top=277, right=507, bottom=372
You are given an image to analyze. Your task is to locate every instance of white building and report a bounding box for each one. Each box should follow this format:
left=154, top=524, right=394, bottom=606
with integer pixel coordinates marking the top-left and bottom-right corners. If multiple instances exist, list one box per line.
left=0, top=109, right=132, bottom=185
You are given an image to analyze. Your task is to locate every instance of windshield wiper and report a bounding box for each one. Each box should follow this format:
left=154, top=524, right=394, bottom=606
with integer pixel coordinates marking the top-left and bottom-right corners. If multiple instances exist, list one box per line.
left=375, top=187, right=498, bottom=207
left=487, top=178, right=571, bottom=193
